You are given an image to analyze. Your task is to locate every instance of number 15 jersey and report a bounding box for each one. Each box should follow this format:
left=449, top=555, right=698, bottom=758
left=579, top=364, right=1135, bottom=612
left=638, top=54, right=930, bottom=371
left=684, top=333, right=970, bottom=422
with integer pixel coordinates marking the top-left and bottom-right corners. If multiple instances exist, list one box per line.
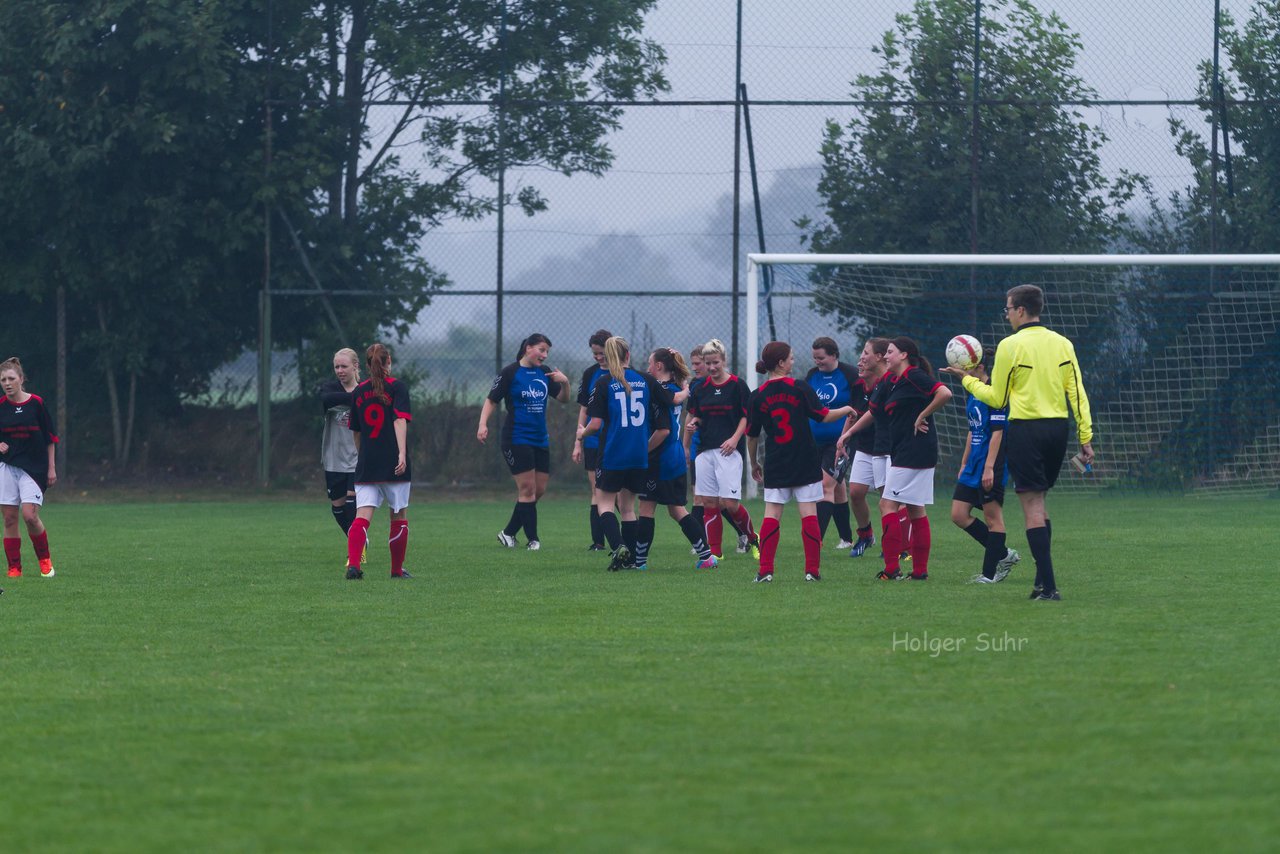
left=350, top=376, right=412, bottom=483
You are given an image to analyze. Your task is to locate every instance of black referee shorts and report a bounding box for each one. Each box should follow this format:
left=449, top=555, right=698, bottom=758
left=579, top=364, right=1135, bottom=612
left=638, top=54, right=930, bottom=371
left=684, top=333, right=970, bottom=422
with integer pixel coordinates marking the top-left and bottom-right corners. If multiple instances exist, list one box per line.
left=1005, top=419, right=1069, bottom=493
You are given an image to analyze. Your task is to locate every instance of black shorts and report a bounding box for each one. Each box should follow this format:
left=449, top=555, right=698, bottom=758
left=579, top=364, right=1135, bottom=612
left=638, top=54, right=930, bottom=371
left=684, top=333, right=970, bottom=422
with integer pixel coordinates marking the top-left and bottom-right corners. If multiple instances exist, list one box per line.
left=952, top=481, right=1005, bottom=508
left=325, top=471, right=355, bottom=501
left=595, top=467, right=649, bottom=495
left=503, top=444, right=551, bottom=476
left=638, top=472, right=689, bottom=506
left=582, top=446, right=602, bottom=472
left=1005, top=419, right=1068, bottom=493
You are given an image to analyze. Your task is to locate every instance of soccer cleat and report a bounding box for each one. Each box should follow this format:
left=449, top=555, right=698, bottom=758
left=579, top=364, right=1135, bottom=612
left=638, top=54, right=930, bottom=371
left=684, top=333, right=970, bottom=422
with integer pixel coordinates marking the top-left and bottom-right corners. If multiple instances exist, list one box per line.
left=970, top=574, right=998, bottom=584
left=804, top=572, right=821, bottom=582
left=906, top=572, right=928, bottom=581
left=849, top=535, right=875, bottom=558
left=7, top=567, right=21, bottom=578
left=607, top=545, right=632, bottom=572
left=391, top=569, right=413, bottom=579
left=345, top=566, right=364, bottom=580
left=736, top=533, right=750, bottom=554
left=526, top=540, right=541, bottom=551
left=39, top=559, right=55, bottom=578
left=749, top=539, right=760, bottom=560
left=712, top=554, right=724, bottom=562
left=690, top=546, right=699, bottom=556
left=588, top=543, right=606, bottom=552
left=1034, top=590, right=1062, bottom=601
left=497, top=531, right=517, bottom=548
left=1028, top=586, right=1044, bottom=600
left=753, top=572, right=773, bottom=583
left=992, top=548, right=1020, bottom=582
left=630, top=563, right=648, bottom=571
left=900, top=551, right=911, bottom=562
left=361, top=545, right=368, bottom=565
left=694, top=555, right=718, bottom=569
left=835, top=539, right=854, bottom=550
left=877, top=570, right=902, bottom=581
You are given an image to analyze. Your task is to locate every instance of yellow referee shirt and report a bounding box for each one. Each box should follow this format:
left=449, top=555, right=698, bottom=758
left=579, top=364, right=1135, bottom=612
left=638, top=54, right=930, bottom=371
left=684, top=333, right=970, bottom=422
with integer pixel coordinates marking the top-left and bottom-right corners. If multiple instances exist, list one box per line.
left=961, top=322, right=1093, bottom=444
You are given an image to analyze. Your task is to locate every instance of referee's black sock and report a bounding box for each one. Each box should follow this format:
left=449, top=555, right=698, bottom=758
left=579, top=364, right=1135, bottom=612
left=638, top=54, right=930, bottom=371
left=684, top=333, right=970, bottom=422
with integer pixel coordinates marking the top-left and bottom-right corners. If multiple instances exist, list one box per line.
left=964, top=518, right=989, bottom=547
left=816, top=500, right=834, bottom=541
left=833, top=500, right=853, bottom=542
left=636, top=517, right=655, bottom=565
left=599, top=511, right=622, bottom=551
left=982, top=530, right=1007, bottom=579
left=1027, top=526, right=1055, bottom=591
left=679, top=514, right=712, bottom=561
left=519, top=501, right=539, bottom=542
left=503, top=503, right=523, bottom=538
left=589, top=504, right=603, bottom=546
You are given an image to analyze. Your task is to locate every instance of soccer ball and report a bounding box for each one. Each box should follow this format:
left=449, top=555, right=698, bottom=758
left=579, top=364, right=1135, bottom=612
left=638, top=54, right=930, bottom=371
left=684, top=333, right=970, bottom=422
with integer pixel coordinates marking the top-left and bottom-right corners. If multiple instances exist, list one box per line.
left=945, top=334, right=982, bottom=370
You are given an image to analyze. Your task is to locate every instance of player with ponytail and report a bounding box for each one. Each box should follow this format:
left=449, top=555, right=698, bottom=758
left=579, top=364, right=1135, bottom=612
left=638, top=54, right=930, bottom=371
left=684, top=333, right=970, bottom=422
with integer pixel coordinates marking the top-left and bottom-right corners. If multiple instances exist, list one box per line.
left=0, top=356, right=59, bottom=579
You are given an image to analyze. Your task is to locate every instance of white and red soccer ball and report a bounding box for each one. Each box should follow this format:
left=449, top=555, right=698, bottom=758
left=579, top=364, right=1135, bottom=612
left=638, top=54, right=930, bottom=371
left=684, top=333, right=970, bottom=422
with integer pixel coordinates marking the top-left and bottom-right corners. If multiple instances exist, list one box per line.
left=945, top=334, right=982, bottom=370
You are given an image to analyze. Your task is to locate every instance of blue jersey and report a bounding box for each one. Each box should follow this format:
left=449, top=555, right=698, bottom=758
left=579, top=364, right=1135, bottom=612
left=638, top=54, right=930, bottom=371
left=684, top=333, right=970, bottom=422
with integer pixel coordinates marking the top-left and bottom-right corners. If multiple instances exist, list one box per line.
left=656, top=380, right=686, bottom=480
left=587, top=369, right=672, bottom=471
left=576, top=365, right=609, bottom=450
left=805, top=362, right=860, bottom=445
left=958, top=394, right=1009, bottom=487
left=487, top=362, right=562, bottom=448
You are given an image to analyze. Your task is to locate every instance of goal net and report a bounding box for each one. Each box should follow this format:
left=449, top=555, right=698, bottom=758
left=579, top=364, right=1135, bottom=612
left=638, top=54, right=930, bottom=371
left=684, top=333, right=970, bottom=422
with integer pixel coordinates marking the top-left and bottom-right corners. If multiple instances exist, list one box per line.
left=746, top=254, right=1280, bottom=496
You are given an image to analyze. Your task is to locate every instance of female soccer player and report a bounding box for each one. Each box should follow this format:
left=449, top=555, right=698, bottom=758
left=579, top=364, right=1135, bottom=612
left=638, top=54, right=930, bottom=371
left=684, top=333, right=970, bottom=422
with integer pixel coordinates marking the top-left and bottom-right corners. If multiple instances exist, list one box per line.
left=344, top=343, right=413, bottom=580
left=635, top=347, right=715, bottom=570
left=746, top=342, right=854, bottom=583
left=576, top=336, right=672, bottom=571
left=941, top=346, right=1021, bottom=583
left=478, top=333, right=571, bottom=551
left=686, top=338, right=757, bottom=560
left=0, top=357, right=58, bottom=578
left=875, top=337, right=952, bottom=581
left=572, top=329, right=612, bottom=551
left=836, top=338, right=891, bottom=557
left=806, top=336, right=862, bottom=549
left=318, top=348, right=360, bottom=543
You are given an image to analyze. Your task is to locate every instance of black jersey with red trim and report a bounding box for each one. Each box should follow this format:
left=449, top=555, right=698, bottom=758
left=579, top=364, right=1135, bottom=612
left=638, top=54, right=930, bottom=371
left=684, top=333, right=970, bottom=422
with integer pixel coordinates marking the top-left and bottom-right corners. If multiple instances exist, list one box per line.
left=0, top=394, right=58, bottom=490
left=687, top=374, right=750, bottom=456
left=866, top=373, right=894, bottom=456
left=850, top=376, right=877, bottom=455
left=884, top=366, right=943, bottom=469
left=747, top=377, right=829, bottom=488
left=349, top=376, right=412, bottom=483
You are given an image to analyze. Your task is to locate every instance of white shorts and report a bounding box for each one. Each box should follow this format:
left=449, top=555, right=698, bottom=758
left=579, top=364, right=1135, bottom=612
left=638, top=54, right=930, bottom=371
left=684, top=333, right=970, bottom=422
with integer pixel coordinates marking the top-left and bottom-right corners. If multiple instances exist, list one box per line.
left=694, top=451, right=743, bottom=500
left=355, top=482, right=411, bottom=512
left=0, top=463, right=43, bottom=506
left=883, top=466, right=935, bottom=507
left=849, top=452, right=888, bottom=490
left=764, top=481, right=824, bottom=505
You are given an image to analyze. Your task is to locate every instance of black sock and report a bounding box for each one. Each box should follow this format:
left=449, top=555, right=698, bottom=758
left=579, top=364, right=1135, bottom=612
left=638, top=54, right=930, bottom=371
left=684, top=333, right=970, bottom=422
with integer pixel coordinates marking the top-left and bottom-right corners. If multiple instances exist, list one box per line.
left=621, top=520, right=639, bottom=560
left=503, top=502, right=523, bottom=537
left=636, top=517, right=656, bottom=565
left=982, top=530, right=1007, bottom=579
left=589, top=504, right=603, bottom=546
left=520, top=501, right=539, bottom=542
left=679, top=514, right=712, bottom=560
left=1027, top=526, right=1054, bottom=591
left=723, top=509, right=743, bottom=536
left=331, top=503, right=349, bottom=534
left=343, top=497, right=357, bottom=533
left=964, top=518, right=989, bottom=546
left=1045, top=518, right=1052, bottom=544
left=816, top=500, right=834, bottom=541
left=692, top=505, right=705, bottom=532
left=599, top=511, right=621, bottom=550
left=833, top=501, right=853, bottom=542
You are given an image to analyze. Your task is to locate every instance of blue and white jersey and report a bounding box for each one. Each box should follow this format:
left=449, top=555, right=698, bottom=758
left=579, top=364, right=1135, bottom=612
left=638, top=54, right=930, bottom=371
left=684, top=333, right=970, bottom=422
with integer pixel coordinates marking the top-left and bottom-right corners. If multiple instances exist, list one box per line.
left=656, top=380, right=686, bottom=480
left=487, top=362, right=562, bottom=448
left=587, top=369, right=672, bottom=471
left=805, top=361, right=861, bottom=446
left=576, top=364, right=609, bottom=450
left=958, top=394, right=1009, bottom=488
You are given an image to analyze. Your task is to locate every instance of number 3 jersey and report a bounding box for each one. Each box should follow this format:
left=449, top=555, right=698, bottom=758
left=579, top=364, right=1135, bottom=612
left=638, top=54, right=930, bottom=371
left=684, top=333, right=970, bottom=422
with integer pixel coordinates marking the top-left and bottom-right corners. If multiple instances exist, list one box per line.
left=587, top=368, right=672, bottom=471
left=747, top=377, right=829, bottom=488
left=349, top=376, right=412, bottom=483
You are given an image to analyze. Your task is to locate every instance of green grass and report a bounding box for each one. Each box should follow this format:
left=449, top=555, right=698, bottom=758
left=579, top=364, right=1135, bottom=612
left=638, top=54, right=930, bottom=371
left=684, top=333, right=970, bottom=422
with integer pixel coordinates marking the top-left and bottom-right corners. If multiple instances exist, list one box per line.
left=1, top=494, right=1277, bottom=852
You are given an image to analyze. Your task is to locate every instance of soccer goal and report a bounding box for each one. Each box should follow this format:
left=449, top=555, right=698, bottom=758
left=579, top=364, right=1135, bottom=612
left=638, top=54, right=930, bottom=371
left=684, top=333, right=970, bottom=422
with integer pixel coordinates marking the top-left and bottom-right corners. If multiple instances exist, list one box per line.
left=746, top=253, right=1280, bottom=496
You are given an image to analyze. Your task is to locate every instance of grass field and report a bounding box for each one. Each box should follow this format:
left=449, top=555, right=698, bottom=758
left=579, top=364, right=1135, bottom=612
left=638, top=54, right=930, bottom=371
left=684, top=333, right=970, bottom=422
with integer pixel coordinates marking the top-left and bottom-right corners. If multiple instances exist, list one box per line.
left=1, top=493, right=1277, bottom=852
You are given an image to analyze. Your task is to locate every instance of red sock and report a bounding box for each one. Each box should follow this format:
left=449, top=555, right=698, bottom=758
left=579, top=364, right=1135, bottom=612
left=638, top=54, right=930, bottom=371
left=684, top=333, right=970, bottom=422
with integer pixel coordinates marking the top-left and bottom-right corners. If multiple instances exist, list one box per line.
left=898, top=508, right=912, bottom=553
left=389, top=520, right=408, bottom=574
left=704, top=507, right=722, bottom=556
left=882, top=513, right=901, bottom=573
left=801, top=515, right=822, bottom=575
left=30, top=530, right=50, bottom=561
left=758, top=517, right=780, bottom=573
left=347, top=517, right=369, bottom=568
left=732, top=505, right=757, bottom=541
left=3, top=537, right=20, bottom=570
left=909, top=515, right=931, bottom=577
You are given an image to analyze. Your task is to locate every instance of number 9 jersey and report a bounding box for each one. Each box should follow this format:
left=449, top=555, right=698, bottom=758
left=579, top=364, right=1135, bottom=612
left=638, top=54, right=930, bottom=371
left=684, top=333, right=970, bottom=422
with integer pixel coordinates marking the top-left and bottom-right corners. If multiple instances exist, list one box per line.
left=350, top=375, right=412, bottom=483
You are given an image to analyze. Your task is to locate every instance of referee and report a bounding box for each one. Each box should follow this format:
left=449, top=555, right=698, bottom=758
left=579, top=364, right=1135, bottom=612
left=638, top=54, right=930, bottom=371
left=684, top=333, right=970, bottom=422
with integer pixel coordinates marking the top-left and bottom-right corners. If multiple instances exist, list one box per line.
left=948, top=284, right=1093, bottom=601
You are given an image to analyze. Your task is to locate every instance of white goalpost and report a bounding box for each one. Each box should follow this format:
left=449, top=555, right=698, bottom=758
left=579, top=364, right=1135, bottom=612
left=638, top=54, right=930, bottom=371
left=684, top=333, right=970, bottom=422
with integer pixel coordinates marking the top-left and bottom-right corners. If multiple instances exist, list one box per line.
left=746, top=253, right=1280, bottom=496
